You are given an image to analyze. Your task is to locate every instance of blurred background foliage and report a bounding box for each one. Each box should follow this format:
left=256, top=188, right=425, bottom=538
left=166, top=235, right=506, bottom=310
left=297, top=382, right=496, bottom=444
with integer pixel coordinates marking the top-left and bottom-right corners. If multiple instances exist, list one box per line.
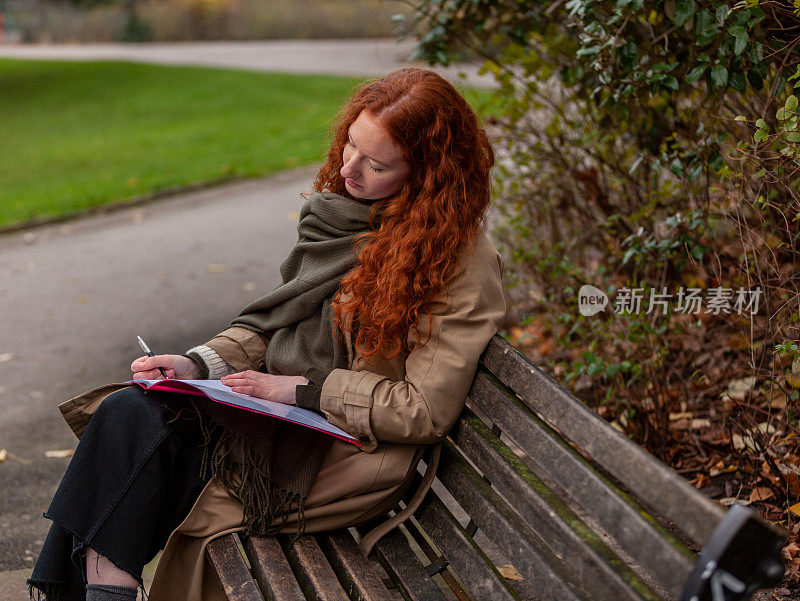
left=3, top=0, right=413, bottom=43
left=401, top=0, right=800, bottom=550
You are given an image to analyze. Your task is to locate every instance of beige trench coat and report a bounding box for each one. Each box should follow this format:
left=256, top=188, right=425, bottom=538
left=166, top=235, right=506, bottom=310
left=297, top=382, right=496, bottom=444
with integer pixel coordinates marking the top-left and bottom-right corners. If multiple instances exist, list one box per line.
left=57, top=233, right=505, bottom=601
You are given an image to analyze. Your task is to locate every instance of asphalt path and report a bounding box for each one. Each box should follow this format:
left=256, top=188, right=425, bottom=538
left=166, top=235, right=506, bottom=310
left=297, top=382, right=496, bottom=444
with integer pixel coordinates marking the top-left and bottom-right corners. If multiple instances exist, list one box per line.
left=0, top=167, right=317, bottom=579
left=0, top=39, right=494, bottom=87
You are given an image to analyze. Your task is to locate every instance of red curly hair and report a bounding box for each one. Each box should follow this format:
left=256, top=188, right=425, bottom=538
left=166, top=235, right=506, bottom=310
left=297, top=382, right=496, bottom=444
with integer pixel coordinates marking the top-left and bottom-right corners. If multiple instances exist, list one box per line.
left=314, top=68, right=495, bottom=363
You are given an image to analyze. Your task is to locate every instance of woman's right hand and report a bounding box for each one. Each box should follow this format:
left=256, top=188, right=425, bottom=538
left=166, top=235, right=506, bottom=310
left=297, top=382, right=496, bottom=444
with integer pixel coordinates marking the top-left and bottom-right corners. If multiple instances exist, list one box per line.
left=131, top=354, right=198, bottom=380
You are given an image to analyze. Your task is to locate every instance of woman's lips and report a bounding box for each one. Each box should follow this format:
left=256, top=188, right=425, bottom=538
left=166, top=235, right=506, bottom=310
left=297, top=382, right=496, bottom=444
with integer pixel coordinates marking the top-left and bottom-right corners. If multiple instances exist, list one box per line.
left=345, top=178, right=363, bottom=189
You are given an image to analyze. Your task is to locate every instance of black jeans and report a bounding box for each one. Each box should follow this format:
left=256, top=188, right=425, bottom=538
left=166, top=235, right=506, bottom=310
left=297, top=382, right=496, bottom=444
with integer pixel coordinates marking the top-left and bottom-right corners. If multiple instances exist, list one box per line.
left=28, top=387, right=212, bottom=601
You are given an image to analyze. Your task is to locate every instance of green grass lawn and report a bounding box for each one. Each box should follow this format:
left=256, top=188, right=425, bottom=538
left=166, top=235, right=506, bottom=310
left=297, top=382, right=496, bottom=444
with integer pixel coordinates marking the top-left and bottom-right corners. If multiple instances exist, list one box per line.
left=0, top=60, right=495, bottom=229
left=0, top=60, right=366, bottom=228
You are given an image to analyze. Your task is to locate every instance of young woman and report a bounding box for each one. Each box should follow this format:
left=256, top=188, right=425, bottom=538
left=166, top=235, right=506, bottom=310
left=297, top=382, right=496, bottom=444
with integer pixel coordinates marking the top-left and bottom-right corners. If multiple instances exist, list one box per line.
left=28, top=67, right=506, bottom=601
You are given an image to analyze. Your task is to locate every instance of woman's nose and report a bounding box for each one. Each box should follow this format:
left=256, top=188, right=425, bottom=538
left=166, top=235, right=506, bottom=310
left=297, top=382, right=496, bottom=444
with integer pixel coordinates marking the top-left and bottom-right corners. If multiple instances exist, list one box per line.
left=340, top=154, right=359, bottom=179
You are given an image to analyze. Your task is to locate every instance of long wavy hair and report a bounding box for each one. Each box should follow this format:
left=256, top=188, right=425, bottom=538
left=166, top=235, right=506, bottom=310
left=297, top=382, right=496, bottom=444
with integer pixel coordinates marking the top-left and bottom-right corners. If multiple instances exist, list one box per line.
left=314, top=68, right=495, bottom=363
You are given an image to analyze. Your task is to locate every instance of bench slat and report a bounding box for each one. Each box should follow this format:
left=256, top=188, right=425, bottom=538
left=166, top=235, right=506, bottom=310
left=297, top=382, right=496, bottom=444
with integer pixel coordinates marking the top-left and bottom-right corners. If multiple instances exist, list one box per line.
left=479, top=335, right=723, bottom=547
left=280, top=535, right=351, bottom=601
left=402, top=473, right=523, bottom=601
left=469, top=369, right=693, bottom=597
left=316, top=530, right=396, bottom=601
left=402, top=520, right=473, bottom=601
left=437, top=441, right=591, bottom=601
left=242, top=535, right=306, bottom=601
left=357, top=524, right=449, bottom=601
left=452, top=409, right=660, bottom=601
left=206, top=535, right=264, bottom=601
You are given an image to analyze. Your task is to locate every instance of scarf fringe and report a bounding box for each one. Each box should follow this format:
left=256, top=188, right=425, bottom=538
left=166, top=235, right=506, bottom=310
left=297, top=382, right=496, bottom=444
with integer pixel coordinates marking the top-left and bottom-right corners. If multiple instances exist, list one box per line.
left=28, top=582, right=59, bottom=601
left=163, top=396, right=314, bottom=542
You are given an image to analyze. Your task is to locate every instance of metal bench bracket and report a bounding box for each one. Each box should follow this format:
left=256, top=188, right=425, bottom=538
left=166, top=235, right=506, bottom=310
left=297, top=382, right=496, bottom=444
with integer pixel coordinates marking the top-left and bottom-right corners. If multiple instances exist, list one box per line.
left=680, top=503, right=786, bottom=601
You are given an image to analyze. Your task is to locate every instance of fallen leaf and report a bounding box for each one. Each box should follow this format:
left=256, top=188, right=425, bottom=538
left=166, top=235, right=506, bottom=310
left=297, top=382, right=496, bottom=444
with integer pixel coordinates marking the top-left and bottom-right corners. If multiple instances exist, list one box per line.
left=691, top=472, right=711, bottom=489
left=757, top=422, right=777, bottom=436
left=727, top=377, right=757, bottom=401
left=669, top=418, right=691, bottom=431
left=709, top=463, right=738, bottom=477
left=206, top=264, right=227, bottom=274
left=749, top=487, right=774, bottom=502
left=691, top=418, right=711, bottom=430
left=6, top=452, right=33, bottom=465
left=783, top=543, right=800, bottom=575
left=0, top=448, right=6, bottom=463
left=45, top=449, right=74, bottom=459
left=718, top=497, right=751, bottom=506
left=790, top=502, right=800, bottom=517
left=762, top=392, right=788, bottom=409
left=786, top=472, right=800, bottom=497
left=701, top=427, right=731, bottom=446
left=670, top=411, right=693, bottom=421
left=573, top=375, right=593, bottom=392
left=243, top=282, right=257, bottom=292
left=0, top=353, right=13, bottom=362
left=764, top=503, right=785, bottom=522
left=496, top=564, right=524, bottom=580
left=732, top=434, right=757, bottom=452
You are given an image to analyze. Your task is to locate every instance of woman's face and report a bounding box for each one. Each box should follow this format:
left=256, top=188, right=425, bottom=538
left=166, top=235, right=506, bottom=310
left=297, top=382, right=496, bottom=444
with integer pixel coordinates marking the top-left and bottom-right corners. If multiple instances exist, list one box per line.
left=341, top=111, right=410, bottom=202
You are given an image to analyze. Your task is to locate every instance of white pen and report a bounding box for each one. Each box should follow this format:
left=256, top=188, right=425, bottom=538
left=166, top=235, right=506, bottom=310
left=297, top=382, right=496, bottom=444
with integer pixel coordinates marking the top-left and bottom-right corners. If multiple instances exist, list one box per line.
left=137, top=335, right=170, bottom=379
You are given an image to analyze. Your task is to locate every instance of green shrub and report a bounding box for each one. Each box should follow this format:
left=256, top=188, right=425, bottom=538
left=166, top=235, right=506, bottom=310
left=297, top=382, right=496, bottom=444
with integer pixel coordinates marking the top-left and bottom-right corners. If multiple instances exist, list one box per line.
left=401, top=0, right=800, bottom=515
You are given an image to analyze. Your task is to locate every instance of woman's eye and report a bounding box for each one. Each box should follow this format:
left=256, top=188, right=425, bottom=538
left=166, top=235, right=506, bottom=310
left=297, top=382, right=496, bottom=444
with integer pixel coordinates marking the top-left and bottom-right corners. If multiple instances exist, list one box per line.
left=368, top=163, right=384, bottom=172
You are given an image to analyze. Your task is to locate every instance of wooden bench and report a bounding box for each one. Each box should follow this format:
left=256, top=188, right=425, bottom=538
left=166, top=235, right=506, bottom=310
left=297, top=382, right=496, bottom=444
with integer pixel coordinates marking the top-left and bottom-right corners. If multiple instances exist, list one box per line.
left=206, top=334, right=787, bottom=601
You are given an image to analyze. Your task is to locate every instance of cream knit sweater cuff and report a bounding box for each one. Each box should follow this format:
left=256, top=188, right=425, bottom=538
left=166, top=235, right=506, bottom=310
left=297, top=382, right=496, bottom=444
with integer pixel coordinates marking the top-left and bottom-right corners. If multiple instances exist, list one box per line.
left=185, top=345, right=237, bottom=379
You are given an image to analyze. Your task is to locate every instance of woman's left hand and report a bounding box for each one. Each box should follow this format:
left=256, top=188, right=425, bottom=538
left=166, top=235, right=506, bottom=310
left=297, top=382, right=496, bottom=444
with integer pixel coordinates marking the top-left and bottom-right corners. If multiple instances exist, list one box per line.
left=220, top=371, right=308, bottom=404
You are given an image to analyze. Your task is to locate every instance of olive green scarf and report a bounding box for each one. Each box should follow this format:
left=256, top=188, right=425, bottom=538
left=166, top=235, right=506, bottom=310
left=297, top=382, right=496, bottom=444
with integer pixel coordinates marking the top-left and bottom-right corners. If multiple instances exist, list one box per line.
left=232, top=191, right=376, bottom=375
left=168, top=192, right=379, bottom=540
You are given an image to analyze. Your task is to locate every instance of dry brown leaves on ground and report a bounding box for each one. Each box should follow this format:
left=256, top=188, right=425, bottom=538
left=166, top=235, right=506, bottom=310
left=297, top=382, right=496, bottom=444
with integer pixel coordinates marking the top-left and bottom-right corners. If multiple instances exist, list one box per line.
left=506, top=311, right=800, bottom=593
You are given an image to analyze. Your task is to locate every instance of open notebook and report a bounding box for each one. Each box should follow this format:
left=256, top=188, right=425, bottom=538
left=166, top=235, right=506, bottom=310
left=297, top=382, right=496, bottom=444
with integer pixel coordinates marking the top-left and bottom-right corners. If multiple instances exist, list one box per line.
left=127, top=379, right=358, bottom=446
